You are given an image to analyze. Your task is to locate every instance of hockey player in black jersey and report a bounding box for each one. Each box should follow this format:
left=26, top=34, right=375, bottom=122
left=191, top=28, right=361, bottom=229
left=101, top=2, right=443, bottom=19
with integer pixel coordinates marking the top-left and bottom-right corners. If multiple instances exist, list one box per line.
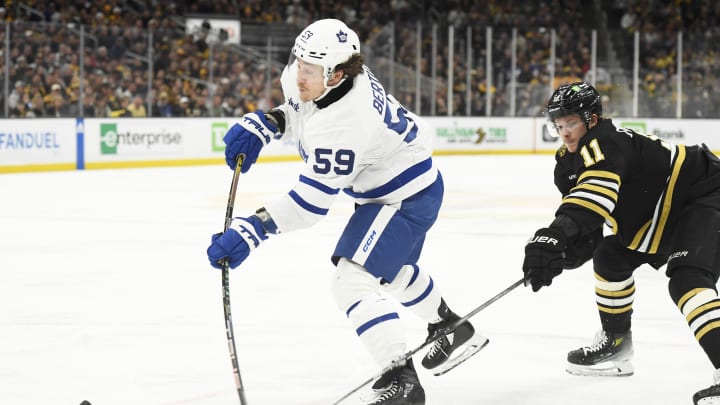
left=522, top=81, right=720, bottom=404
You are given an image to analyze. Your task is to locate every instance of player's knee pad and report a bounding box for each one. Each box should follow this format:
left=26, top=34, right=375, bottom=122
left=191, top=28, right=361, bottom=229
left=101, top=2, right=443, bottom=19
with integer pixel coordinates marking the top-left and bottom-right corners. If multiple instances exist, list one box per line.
left=593, top=235, right=645, bottom=281
left=345, top=294, right=406, bottom=364
left=333, top=258, right=406, bottom=364
left=380, top=264, right=416, bottom=296
left=381, top=264, right=443, bottom=323
left=332, top=257, right=381, bottom=313
left=668, top=266, right=718, bottom=312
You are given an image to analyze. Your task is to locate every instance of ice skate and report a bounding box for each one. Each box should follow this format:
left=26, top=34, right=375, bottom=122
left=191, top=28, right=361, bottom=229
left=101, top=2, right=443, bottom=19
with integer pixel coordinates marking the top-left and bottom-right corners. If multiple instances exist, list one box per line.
left=366, top=359, right=425, bottom=405
left=693, top=369, right=720, bottom=404
left=421, top=301, right=489, bottom=376
left=566, top=329, right=634, bottom=377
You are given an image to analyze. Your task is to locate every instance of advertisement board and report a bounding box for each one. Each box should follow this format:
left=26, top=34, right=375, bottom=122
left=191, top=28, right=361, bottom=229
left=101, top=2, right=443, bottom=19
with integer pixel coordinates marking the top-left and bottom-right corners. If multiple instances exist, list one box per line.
left=428, top=117, right=535, bottom=153
left=614, top=118, right=720, bottom=150
left=83, top=118, right=300, bottom=169
left=1, top=116, right=719, bottom=173
left=533, top=117, right=720, bottom=154
left=0, top=119, right=77, bottom=172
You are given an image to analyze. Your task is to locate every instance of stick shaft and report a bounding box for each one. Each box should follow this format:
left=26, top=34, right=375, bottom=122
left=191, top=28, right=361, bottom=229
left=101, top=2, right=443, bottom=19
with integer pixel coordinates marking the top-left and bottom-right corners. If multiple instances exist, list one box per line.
left=332, top=278, right=525, bottom=404
left=221, top=155, right=248, bottom=404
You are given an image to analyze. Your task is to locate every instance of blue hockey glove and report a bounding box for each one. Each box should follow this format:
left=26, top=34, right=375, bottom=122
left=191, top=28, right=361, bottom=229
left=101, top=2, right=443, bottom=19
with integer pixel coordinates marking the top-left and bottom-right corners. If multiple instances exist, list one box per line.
left=522, top=227, right=567, bottom=292
left=207, top=216, right=268, bottom=269
left=223, top=111, right=278, bottom=172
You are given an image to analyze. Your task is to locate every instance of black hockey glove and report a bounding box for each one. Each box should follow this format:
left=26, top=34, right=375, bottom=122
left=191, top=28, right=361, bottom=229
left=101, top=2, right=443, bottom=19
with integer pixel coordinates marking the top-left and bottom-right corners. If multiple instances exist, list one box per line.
left=523, top=227, right=567, bottom=292
left=563, top=228, right=603, bottom=269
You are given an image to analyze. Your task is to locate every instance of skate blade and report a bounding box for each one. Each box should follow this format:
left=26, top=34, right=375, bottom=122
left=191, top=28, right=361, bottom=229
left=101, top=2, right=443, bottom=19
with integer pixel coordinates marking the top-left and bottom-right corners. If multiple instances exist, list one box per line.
left=432, top=334, right=489, bottom=376
left=565, top=359, right=634, bottom=377
left=696, top=397, right=720, bottom=405
left=358, top=389, right=382, bottom=404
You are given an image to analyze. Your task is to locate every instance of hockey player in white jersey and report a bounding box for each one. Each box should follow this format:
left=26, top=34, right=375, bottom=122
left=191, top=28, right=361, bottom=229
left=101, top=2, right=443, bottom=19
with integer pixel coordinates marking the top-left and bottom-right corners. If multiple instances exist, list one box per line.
left=206, top=18, right=487, bottom=405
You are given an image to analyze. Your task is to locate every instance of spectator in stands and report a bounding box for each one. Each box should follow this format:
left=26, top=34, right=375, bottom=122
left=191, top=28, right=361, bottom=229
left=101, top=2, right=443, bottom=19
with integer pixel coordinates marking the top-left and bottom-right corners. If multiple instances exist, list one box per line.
left=127, top=95, right=147, bottom=117
left=177, top=96, right=192, bottom=116
left=152, top=91, right=176, bottom=117
left=46, top=95, right=76, bottom=117
left=10, top=98, right=33, bottom=118
left=189, top=94, right=209, bottom=117
left=207, top=94, right=224, bottom=117
left=49, top=83, right=64, bottom=100
left=81, top=92, right=96, bottom=117
left=110, top=95, right=133, bottom=117
left=94, top=94, right=111, bottom=117
left=8, top=80, right=25, bottom=110
left=4, top=0, right=720, bottom=119
left=29, top=93, right=46, bottom=117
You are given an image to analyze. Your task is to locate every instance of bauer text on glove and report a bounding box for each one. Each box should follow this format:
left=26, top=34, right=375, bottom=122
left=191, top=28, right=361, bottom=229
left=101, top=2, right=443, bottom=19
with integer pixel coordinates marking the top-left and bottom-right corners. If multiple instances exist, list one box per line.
left=522, top=227, right=567, bottom=292
left=207, top=216, right=268, bottom=269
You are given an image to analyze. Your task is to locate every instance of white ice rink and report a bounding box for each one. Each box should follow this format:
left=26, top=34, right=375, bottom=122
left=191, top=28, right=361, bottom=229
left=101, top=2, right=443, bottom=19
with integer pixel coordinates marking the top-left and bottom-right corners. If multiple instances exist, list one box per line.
left=1, top=155, right=714, bottom=404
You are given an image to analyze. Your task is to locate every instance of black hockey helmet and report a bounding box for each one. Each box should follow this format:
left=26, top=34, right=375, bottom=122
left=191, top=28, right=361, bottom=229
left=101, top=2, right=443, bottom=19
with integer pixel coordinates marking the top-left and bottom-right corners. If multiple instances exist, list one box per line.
left=546, top=81, right=602, bottom=125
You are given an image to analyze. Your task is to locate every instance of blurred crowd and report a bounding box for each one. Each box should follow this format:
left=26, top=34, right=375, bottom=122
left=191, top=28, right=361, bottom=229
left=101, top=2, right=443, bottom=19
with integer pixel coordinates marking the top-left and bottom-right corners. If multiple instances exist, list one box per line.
left=608, top=0, right=720, bottom=118
left=1, top=0, right=718, bottom=118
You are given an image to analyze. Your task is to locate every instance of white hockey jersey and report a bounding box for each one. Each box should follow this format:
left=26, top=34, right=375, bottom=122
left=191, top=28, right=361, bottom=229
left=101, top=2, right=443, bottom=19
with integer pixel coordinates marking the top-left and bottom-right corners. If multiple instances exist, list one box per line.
left=263, top=62, right=438, bottom=233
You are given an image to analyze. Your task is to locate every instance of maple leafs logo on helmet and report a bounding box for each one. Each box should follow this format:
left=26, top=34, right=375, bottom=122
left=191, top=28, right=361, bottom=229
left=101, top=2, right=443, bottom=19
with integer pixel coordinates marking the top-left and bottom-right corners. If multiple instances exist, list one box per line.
left=291, top=19, right=360, bottom=82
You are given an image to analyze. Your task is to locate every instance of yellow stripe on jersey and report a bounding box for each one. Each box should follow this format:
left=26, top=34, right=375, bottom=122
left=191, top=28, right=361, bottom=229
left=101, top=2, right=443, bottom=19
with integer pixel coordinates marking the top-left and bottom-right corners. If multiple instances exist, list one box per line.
left=578, top=169, right=621, bottom=186
left=594, top=274, right=635, bottom=314
left=696, top=321, right=720, bottom=341
left=562, top=169, right=621, bottom=233
left=570, top=183, right=619, bottom=202
left=598, top=303, right=633, bottom=314
left=649, top=145, right=686, bottom=253
left=594, top=273, right=634, bottom=288
left=678, top=288, right=708, bottom=311
left=562, top=197, right=619, bottom=233
left=627, top=220, right=652, bottom=250
left=596, top=284, right=636, bottom=297
left=686, top=301, right=720, bottom=323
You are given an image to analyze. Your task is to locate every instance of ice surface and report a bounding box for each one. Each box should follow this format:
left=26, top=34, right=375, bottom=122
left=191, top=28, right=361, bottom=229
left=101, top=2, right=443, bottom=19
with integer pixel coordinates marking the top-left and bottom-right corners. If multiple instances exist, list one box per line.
left=0, top=155, right=710, bottom=404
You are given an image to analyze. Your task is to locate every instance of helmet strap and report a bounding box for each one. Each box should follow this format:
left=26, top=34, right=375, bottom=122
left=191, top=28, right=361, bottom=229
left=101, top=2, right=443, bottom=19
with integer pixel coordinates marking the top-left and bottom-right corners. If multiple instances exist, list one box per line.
left=316, top=71, right=347, bottom=101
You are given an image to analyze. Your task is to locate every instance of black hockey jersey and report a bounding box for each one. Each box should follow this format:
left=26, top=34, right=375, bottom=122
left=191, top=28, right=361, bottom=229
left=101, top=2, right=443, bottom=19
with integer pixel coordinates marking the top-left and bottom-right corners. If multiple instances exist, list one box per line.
left=556, top=118, right=720, bottom=255
left=554, top=144, right=578, bottom=197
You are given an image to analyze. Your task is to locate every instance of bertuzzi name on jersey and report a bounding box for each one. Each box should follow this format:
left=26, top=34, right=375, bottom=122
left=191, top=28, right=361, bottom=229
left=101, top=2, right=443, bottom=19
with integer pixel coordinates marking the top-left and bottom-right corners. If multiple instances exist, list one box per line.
left=265, top=61, right=438, bottom=233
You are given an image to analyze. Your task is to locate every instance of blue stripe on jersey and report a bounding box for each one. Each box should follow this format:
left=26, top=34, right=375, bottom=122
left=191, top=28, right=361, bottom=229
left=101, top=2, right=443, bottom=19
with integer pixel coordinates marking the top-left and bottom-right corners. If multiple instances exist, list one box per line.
left=383, top=105, right=419, bottom=143
left=356, top=312, right=400, bottom=336
left=346, top=300, right=361, bottom=317
left=299, top=174, right=339, bottom=195
left=402, top=277, right=434, bottom=307
left=343, top=157, right=432, bottom=199
left=288, top=190, right=329, bottom=215
left=407, top=264, right=420, bottom=286
left=403, top=124, right=418, bottom=143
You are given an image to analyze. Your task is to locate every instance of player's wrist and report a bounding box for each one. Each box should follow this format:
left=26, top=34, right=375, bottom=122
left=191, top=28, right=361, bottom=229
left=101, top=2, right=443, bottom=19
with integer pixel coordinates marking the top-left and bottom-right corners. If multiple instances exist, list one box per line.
left=254, top=207, right=280, bottom=234
left=264, top=109, right=286, bottom=134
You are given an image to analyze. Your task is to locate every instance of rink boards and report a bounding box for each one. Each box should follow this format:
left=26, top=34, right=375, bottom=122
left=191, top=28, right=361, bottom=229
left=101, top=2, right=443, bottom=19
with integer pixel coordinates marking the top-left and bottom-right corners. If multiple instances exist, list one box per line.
left=0, top=116, right=717, bottom=173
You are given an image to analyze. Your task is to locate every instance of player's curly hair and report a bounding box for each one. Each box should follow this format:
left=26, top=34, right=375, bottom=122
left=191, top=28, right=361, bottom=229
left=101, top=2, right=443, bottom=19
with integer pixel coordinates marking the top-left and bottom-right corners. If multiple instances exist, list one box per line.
left=336, top=53, right=364, bottom=78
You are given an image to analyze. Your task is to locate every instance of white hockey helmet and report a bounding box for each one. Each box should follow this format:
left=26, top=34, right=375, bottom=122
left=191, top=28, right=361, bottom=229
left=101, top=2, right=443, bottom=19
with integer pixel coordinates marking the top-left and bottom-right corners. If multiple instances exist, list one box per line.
left=291, top=19, right=360, bottom=85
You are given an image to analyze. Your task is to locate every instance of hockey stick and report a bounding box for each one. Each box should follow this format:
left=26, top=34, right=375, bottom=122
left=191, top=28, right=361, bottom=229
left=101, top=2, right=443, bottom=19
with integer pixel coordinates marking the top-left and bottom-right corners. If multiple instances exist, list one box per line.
left=332, top=277, right=525, bottom=405
left=220, top=154, right=248, bottom=405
